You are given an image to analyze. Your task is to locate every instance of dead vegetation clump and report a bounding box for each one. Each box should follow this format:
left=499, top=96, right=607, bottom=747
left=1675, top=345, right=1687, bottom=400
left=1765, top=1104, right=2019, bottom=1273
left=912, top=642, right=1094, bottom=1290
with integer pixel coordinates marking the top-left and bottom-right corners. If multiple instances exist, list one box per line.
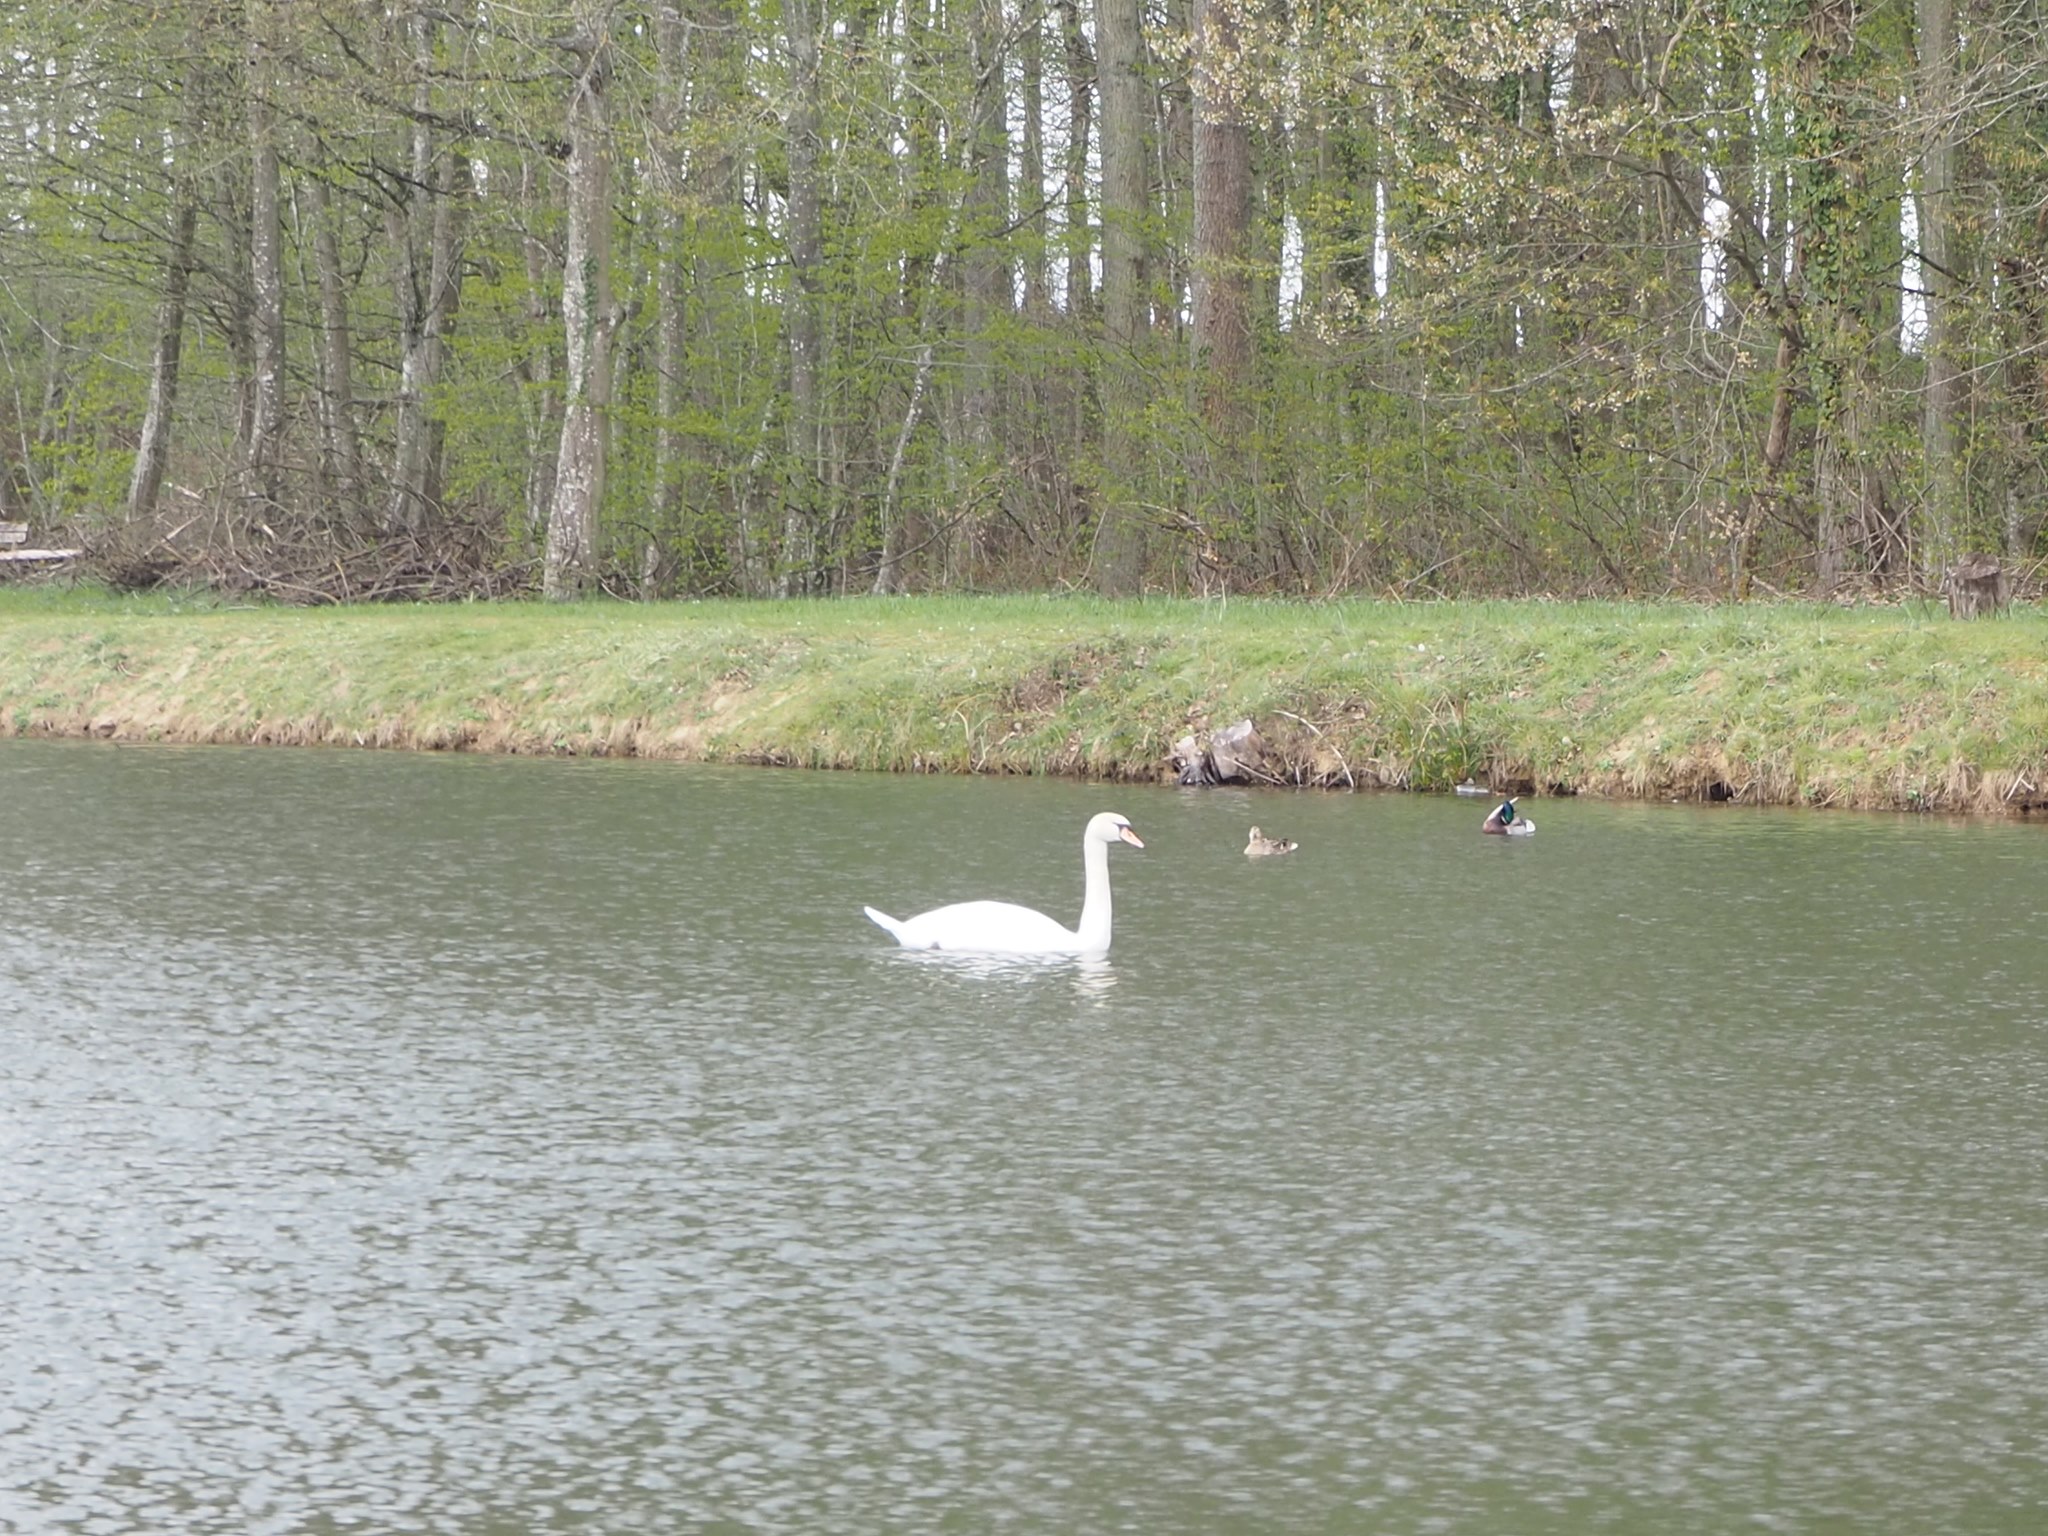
left=1003, top=642, right=1124, bottom=719
left=1005, top=666, right=1066, bottom=716
left=82, top=510, right=535, bottom=603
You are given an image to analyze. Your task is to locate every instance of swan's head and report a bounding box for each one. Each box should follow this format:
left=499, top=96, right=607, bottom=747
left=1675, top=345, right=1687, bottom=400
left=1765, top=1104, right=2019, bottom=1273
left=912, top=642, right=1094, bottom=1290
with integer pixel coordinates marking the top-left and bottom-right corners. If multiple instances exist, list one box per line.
left=1087, top=811, right=1144, bottom=849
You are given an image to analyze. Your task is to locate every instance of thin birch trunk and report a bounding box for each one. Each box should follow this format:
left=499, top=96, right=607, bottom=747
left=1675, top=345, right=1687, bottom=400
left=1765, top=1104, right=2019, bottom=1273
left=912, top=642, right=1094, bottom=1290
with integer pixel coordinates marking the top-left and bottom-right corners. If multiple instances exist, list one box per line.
left=126, top=197, right=199, bottom=522
left=519, top=154, right=560, bottom=545
left=874, top=222, right=962, bottom=594
left=871, top=349, right=933, bottom=596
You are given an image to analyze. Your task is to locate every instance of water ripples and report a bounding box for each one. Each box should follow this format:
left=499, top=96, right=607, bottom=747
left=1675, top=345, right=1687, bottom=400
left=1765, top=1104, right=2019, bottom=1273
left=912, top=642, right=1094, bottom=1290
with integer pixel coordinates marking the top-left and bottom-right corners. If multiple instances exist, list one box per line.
left=3, top=745, right=2046, bottom=1531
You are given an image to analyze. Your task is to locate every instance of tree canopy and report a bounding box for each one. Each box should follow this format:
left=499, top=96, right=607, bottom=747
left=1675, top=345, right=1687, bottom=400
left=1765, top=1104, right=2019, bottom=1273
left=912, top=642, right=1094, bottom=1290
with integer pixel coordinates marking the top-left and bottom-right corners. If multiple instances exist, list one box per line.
left=3, top=0, right=2043, bottom=599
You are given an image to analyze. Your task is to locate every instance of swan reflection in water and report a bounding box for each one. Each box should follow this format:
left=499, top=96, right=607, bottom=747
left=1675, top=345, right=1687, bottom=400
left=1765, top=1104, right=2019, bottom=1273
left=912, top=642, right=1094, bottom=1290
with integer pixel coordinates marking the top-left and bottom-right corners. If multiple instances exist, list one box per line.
left=878, top=946, right=1119, bottom=1001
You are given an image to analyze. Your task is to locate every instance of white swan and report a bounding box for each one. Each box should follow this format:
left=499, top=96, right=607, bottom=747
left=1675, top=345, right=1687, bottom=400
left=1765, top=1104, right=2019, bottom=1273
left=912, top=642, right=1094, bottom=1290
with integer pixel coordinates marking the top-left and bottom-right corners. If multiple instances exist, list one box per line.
left=864, top=811, right=1144, bottom=956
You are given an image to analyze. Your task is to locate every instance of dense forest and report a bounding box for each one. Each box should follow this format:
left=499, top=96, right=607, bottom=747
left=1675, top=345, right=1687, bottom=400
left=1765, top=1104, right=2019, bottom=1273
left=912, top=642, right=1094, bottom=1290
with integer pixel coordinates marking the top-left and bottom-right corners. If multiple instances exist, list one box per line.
left=2, top=0, right=2044, bottom=600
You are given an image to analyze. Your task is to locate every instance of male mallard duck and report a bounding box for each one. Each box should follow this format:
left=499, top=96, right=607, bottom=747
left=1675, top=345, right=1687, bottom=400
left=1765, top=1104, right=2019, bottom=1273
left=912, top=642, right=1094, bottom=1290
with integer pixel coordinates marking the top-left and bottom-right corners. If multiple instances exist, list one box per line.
left=1244, top=825, right=1299, bottom=857
left=1481, top=799, right=1535, bottom=836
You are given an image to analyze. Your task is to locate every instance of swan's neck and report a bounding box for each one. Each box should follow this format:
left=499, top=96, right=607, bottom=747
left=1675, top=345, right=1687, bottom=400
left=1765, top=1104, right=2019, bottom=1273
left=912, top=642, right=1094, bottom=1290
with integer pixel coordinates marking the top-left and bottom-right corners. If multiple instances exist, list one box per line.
left=1074, top=833, right=1114, bottom=951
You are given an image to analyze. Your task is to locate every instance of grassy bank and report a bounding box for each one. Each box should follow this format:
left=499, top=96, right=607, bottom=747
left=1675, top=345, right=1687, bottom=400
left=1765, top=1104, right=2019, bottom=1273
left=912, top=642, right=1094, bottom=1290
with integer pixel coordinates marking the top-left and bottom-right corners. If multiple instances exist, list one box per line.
left=4, top=587, right=2046, bottom=815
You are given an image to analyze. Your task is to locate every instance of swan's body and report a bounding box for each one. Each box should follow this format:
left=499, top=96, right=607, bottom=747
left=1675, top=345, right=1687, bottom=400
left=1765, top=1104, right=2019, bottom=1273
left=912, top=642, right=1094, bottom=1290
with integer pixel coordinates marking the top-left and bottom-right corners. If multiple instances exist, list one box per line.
left=1482, top=798, right=1536, bottom=836
left=1244, top=826, right=1298, bottom=857
left=864, top=811, right=1143, bottom=956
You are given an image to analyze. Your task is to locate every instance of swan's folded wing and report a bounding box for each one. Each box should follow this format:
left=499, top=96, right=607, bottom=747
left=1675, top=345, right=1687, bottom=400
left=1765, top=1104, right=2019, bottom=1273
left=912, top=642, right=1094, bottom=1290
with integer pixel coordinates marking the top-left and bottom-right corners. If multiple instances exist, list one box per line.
left=887, top=899, right=1082, bottom=955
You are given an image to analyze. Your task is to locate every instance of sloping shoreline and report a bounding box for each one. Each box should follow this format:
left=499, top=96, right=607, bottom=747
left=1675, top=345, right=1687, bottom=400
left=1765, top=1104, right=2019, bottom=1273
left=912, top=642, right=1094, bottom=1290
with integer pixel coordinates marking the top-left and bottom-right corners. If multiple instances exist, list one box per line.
left=4, top=593, right=2046, bottom=816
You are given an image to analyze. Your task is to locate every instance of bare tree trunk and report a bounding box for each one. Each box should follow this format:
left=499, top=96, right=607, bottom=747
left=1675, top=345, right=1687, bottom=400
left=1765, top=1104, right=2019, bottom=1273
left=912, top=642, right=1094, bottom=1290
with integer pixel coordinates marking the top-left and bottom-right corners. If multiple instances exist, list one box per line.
left=1797, top=0, right=1885, bottom=593
left=420, top=152, right=468, bottom=518
left=305, top=167, right=364, bottom=530
left=386, top=5, right=465, bottom=534
left=964, top=0, right=1010, bottom=435
left=649, top=1, right=691, bottom=596
left=243, top=0, right=286, bottom=515
left=1917, top=0, right=1961, bottom=574
left=126, top=197, right=199, bottom=523
left=1019, top=9, right=1048, bottom=318
left=1095, top=0, right=1151, bottom=593
left=778, top=0, right=823, bottom=597
left=682, top=0, right=744, bottom=590
left=1156, top=0, right=1193, bottom=338
left=1736, top=315, right=1803, bottom=597
left=1191, top=0, right=1253, bottom=428
left=1060, top=0, right=1093, bottom=319
left=543, top=19, right=616, bottom=601
left=958, top=0, right=1011, bottom=561
left=215, top=160, right=256, bottom=486
left=386, top=10, right=435, bottom=533
left=129, top=43, right=213, bottom=527
left=874, top=207, right=965, bottom=594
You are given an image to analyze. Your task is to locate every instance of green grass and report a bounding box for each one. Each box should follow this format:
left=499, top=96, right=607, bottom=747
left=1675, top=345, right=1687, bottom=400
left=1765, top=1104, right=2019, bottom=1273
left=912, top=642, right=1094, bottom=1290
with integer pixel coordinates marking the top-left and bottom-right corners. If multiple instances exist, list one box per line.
left=4, top=586, right=2046, bottom=813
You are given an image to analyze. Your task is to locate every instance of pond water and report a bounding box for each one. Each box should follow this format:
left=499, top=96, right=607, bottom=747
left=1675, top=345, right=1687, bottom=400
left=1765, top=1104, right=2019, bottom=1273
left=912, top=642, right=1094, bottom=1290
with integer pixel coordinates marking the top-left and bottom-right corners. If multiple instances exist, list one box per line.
left=2, top=739, right=2045, bottom=1533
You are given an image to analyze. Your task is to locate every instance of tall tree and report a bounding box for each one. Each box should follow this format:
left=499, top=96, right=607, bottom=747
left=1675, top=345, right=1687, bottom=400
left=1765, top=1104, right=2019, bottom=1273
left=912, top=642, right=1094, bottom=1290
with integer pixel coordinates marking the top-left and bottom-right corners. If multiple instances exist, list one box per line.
left=7, top=0, right=2045, bottom=601
left=1190, top=0, right=1255, bottom=427
left=777, top=0, right=825, bottom=595
left=1795, top=0, right=1901, bottom=590
left=242, top=0, right=286, bottom=514
left=1060, top=0, right=1094, bottom=319
left=1095, top=0, right=1152, bottom=592
left=962, top=0, right=1012, bottom=462
left=649, top=0, right=691, bottom=594
left=126, top=37, right=208, bottom=527
left=678, top=0, right=748, bottom=590
left=1915, top=0, right=1961, bottom=569
left=126, top=196, right=200, bottom=525
left=386, top=5, right=467, bottom=534
left=1019, top=5, right=1049, bottom=317
left=304, top=163, right=365, bottom=529
left=543, top=9, right=618, bottom=600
